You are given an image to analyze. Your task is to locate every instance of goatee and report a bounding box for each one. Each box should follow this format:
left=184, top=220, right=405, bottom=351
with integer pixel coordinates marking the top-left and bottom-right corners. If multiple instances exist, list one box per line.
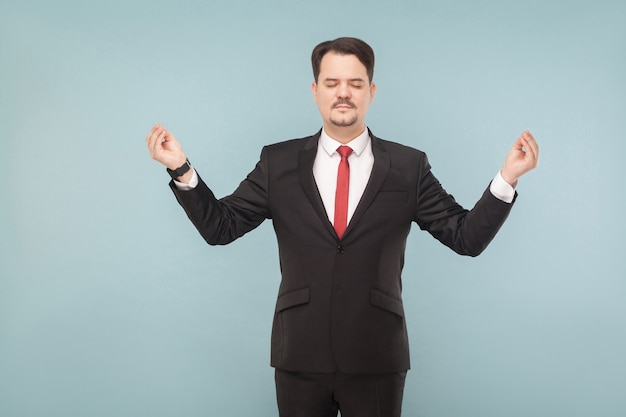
left=330, top=116, right=358, bottom=127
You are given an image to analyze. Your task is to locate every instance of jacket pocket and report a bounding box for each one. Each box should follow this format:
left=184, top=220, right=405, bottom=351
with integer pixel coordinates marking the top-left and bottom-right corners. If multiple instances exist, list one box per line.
left=275, top=287, right=310, bottom=313
left=370, top=289, right=405, bottom=317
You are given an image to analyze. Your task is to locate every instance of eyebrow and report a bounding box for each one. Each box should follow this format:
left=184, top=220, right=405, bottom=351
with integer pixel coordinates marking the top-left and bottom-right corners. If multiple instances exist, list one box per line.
left=323, top=78, right=366, bottom=83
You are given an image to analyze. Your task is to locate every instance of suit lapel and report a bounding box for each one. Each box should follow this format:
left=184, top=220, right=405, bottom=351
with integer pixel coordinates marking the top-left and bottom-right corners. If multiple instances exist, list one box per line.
left=298, top=131, right=337, bottom=236
left=343, top=133, right=390, bottom=238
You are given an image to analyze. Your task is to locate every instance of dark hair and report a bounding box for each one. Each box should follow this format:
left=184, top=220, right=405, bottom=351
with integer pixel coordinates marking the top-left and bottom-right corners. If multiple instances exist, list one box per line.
left=311, top=37, right=375, bottom=83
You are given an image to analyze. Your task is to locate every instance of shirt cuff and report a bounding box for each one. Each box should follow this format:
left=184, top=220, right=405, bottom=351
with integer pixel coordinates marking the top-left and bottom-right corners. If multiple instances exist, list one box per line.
left=173, top=168, right=198, bottom=190
left=489, top=170, right=516, bottom=203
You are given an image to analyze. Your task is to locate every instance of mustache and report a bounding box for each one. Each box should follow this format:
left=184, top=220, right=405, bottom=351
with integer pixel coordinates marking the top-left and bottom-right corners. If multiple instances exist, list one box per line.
left=332, top=99, right=356, bottom=108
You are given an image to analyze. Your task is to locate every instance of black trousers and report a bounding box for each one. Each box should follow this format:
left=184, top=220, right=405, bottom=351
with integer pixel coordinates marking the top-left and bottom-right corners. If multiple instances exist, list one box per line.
left=275, top=369, right=407, bottom=417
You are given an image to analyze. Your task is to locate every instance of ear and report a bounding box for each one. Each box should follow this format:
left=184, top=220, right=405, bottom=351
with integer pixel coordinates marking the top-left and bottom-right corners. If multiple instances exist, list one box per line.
left=369, top=82, right=377, bottom=102
left=311, top=81, right=318, bottom=102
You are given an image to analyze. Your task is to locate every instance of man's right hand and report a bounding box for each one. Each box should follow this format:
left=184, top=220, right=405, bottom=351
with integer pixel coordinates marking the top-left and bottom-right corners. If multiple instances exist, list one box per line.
left=146, top=124, right=193, bottom=183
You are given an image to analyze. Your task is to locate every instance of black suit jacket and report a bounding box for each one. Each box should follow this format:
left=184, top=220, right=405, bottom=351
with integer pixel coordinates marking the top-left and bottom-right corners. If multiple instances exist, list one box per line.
left=170, top=130, right=515, bottom=373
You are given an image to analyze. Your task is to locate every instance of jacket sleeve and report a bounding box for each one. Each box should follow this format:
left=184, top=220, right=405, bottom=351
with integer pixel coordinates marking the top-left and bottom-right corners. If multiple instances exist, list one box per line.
left=169, top=147, right=271, bottom=245
left=414, top=155, right=516, bottom=257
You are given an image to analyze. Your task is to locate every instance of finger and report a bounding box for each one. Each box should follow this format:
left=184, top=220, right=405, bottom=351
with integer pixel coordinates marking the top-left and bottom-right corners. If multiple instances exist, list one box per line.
left=163, top=129, right=175, bottom=143
left=145, top=124, right=161, bottom=146
left=511, top=135, right=524, bottom=152
left=520, top=140, right=538, bottom=172
left=146, top=129, right=159, bottom=156
left=146, top=128, right=160, bottom=155
left=523, top=132, right=539, bottom=160
left=148, top=126, right=166, bottom=157
left=521, top=133, right=539, bottom=163
left=523, top=130, right=534, bottom=141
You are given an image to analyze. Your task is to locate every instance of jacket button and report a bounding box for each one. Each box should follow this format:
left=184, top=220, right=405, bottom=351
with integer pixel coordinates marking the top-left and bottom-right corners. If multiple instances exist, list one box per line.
left=336, top=245, right=345, bottom=254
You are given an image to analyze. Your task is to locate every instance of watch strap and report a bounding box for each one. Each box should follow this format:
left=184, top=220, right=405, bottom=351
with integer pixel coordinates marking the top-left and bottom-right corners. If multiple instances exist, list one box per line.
left=167, top=159, right=192, bottom=179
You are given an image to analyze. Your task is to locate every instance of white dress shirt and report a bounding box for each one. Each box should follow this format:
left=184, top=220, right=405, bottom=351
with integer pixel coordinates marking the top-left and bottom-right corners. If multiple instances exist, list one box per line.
left=313, top=129, right=374, bottom=225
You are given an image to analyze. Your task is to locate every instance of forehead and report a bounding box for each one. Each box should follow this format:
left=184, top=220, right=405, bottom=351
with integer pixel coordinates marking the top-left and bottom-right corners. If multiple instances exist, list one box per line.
left=318, top=52, right=368, bottom=80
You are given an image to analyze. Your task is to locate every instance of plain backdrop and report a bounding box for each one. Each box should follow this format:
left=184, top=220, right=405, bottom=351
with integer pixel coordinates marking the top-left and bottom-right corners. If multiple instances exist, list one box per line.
left=1, top=0, right=625, bottom=416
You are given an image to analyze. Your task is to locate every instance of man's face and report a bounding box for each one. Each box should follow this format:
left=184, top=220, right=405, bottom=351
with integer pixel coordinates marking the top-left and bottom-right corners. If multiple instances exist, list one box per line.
left=312, top=52, right=376, bottom=141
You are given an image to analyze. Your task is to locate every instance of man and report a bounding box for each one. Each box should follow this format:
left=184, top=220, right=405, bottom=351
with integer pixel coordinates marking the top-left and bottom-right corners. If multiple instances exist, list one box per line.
left=146, top=37, right=538, bottom=417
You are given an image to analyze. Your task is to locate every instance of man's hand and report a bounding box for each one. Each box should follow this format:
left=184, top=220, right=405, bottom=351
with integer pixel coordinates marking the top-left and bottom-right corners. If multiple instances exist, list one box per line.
left=146, top=124, right=187, bottom=169
left=146, top=124, right=195, bottom=183
left=500, top=130, right=539, bottom=187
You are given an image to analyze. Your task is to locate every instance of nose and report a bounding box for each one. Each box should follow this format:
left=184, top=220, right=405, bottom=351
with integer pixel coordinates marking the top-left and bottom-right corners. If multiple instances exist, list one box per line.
left=336, top=82, right=351, bottom=98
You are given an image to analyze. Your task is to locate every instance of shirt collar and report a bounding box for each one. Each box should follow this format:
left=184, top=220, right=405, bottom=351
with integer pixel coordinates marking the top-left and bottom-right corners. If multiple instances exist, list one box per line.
left=320, top=128, right=370, bottom=157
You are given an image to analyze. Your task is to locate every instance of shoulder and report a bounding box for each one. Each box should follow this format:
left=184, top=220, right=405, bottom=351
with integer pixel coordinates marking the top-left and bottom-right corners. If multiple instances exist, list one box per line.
left=370, top=132, right=427, bottom=160
left=264, top=131, right=321, bottom=153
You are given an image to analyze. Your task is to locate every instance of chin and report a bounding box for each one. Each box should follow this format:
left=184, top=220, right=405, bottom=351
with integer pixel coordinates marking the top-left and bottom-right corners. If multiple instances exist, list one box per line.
left=330, top=117, right=358, bottom=128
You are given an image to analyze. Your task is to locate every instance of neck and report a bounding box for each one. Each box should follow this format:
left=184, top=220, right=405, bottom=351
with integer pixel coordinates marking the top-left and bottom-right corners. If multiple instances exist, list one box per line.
left=324, top=123, right=366, bottom=144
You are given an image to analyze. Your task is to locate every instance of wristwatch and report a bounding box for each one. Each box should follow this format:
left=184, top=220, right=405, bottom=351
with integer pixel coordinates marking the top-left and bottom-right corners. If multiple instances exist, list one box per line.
left=166, top=159, right=192, bottom=179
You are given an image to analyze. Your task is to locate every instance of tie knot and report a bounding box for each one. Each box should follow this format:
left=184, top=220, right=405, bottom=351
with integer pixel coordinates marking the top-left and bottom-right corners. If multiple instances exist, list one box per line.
left=337, top=146, right=353, bottom=159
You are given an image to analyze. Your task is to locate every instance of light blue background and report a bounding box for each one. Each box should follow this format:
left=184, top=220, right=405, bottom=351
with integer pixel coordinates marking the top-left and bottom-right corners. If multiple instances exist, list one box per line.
left=1, top=0, right=624, bottom=416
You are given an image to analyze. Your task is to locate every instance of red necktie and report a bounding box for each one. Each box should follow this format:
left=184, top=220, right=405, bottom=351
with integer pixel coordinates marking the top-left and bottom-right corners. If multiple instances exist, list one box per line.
left=334, top=146, right=353, bottom=239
